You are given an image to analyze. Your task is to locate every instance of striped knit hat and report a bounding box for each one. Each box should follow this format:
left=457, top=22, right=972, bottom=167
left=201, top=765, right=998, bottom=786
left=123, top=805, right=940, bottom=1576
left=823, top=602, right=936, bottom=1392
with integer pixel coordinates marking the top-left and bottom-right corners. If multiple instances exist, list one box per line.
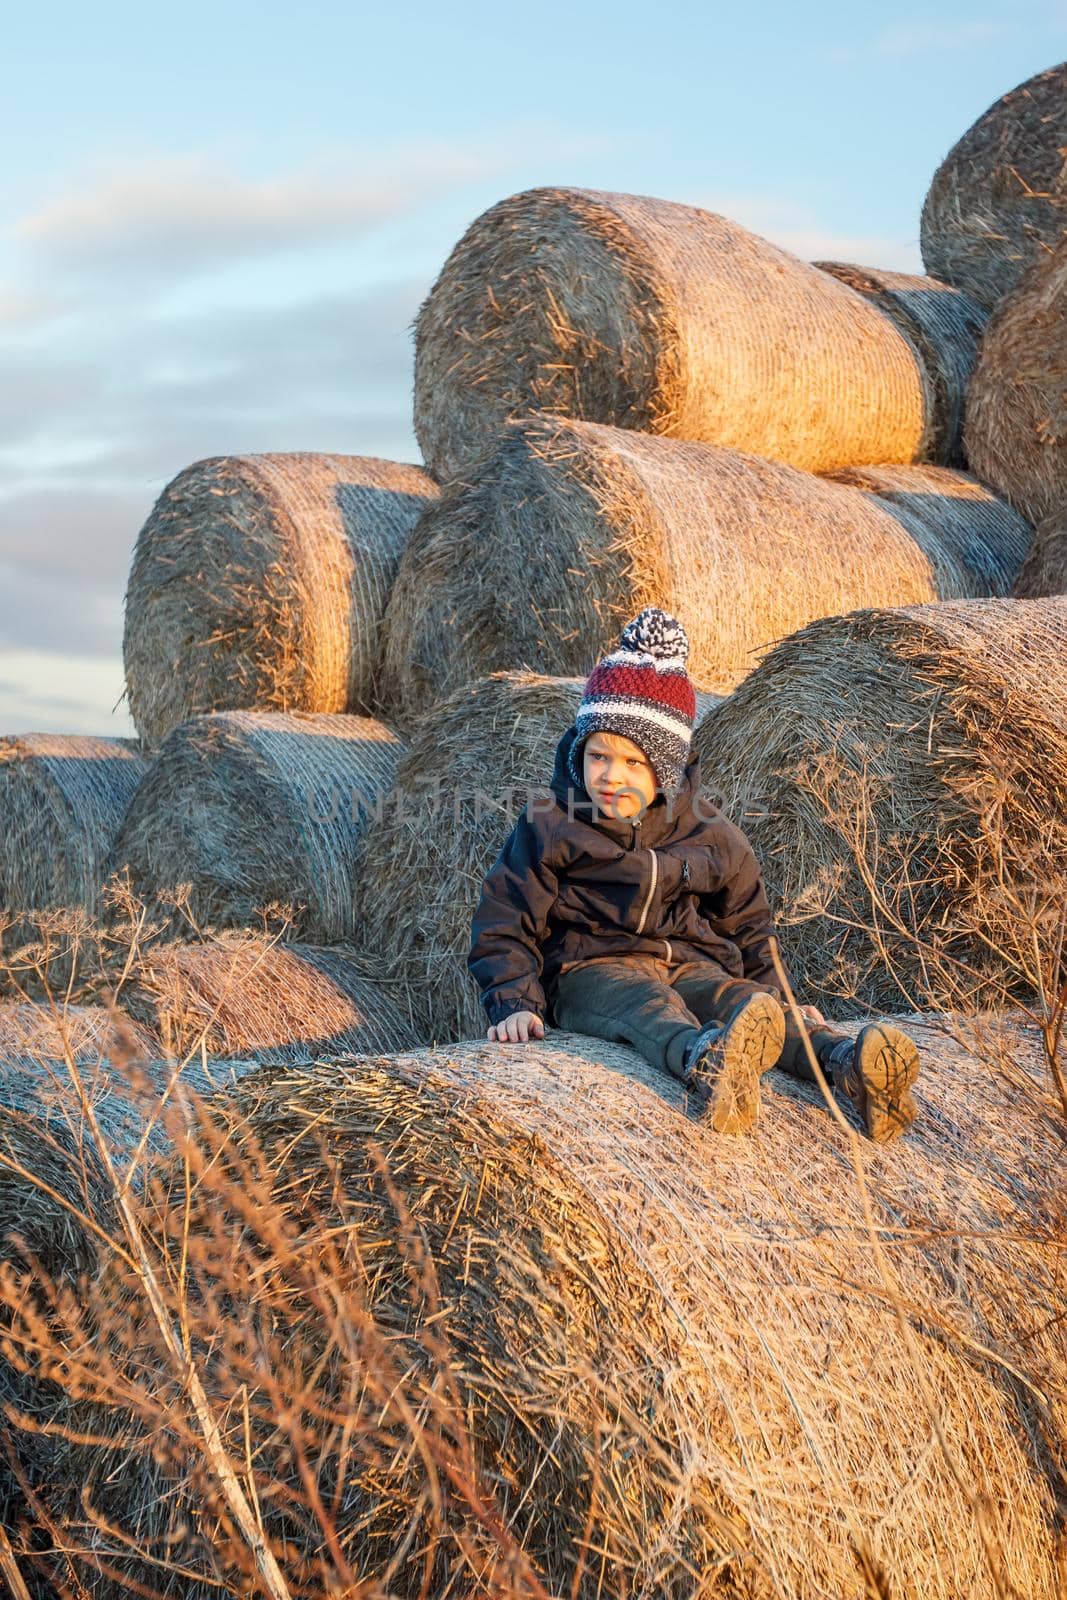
left=567, top=608, right=696, bottom=798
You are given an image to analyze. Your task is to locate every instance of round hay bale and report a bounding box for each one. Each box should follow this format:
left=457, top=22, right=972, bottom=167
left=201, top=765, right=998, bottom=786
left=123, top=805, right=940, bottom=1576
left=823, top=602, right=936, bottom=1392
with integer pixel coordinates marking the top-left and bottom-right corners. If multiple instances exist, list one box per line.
left=0, top=1001, right=158, bottom=1068
left=50, top=1025, right=1064, bottom=1597
left=964, top=238, right=1067, bottom=528
left=815, top=262, right=987, bottom=464
left=356, top=672, right=584, bottom=1040
left=826, top=463, right=1032, bottom=593
left=380, top=416, right=1030, bottom=722
left=123, top=933, right=420, bottom=1062
left=111, top=711, right=402, bottom=942
left=0, top=735, right=148, bottom=949
left=123, top=453, right=439, bottom=749
left=414, top=187, right=932, bottom=481
left=692, top=595, right=1067, bottom=1016
left=1013, top=508, right=1067, bottom=598
left=920, top=62, right=1067, bottom=310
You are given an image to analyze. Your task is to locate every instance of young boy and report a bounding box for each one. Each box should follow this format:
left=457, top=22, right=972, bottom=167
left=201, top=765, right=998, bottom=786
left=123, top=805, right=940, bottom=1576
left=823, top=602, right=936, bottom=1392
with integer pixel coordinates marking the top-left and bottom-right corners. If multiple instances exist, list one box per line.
left=467, top=607, right=920, bottom=1139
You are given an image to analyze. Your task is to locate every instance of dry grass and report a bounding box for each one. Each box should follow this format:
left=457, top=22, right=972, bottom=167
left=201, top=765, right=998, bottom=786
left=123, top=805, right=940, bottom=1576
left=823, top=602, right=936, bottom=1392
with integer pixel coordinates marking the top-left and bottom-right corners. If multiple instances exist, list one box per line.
left=123, top=931, right=421, bottom=1062
left=0, top=1017, right=1063, bottom=1597
left=0, top=736, right=148, bottom=957
left=414, top=186, right=933, bottom=480
left=692, top=596, right=1067, bottom=1033
left=921, top=62, right=1067, bottom=310
left=814, top=263, right=987, bottom=465
left=965, top=238, right=1067, bottom=528
left=123, top=453, right=438, bottom=749
left=1014, top=510, right=1067, bottom=598
left=379, top=416, right=1030, bottom=724
left=110, top=710, right=403, bottom=943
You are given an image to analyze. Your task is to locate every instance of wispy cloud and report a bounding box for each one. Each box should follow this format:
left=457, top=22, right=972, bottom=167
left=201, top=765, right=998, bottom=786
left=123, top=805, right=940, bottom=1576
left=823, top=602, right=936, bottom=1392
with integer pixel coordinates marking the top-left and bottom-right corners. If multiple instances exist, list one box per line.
left=0, top=648, right=131, bottom=737
left=698, top=193, right=921, bottom=271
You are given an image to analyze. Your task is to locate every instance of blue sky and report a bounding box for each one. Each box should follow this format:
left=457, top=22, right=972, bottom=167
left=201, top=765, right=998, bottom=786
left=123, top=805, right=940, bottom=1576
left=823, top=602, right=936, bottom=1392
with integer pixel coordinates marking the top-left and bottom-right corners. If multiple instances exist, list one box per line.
left=1, top=1, right=1063, bottom=734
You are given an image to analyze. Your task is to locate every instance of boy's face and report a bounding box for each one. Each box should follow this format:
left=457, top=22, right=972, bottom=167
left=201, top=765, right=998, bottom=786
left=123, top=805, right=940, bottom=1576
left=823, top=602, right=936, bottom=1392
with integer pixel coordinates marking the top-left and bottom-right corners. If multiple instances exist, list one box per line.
left=582, top=731, right=657, bottom=819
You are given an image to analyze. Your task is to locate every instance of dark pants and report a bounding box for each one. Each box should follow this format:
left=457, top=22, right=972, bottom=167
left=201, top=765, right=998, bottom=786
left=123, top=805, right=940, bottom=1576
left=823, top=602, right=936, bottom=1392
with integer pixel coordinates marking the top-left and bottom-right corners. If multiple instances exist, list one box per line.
left=550, top=955, right=845, bottom=1082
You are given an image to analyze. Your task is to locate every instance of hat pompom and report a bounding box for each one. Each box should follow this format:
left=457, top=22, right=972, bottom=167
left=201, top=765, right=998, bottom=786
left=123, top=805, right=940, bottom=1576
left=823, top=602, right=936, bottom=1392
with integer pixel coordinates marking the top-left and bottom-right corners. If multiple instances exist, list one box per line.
left=619, top=606, right=689, bottom=664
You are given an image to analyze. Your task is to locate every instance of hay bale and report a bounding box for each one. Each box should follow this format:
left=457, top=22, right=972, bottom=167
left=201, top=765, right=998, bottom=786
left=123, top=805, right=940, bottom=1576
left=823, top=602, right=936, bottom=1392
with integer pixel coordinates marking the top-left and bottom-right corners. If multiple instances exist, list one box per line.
left=356, top=672, right=583, bottom=1040
left=123, top=453, right=438, bottom=749
left=123, top=933, right=420, bottom=1062
left=921, top=62, right=1067, bottom=310
left=111, top=711, right=402, bottom=942
left=1013, top=509, right=1067, bottom=598
left=826, top=463, right=1032, bottom=592
left=964, top=238, right=1067, bottom=528
left=815, top=262, right=987, bottom=464
left=50, top=1023, right=1064, bottom=1597
left=692, top=595, right=1067, bottom=1016
left=0, top=735, right=148, bottom=949
left=0, top=1001, right=158, bottom=1067
left=414, top=187, right=933, bottom=481
left=379, top=416, right=1030, bottom=722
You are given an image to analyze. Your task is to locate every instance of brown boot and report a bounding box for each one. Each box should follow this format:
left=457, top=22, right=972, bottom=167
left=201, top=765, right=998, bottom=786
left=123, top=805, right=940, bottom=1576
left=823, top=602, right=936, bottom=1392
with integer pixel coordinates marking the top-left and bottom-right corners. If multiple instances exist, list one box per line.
left=683, top=993, right=786, bottom=1134
left=825, top=1024, right=920, bottom=1143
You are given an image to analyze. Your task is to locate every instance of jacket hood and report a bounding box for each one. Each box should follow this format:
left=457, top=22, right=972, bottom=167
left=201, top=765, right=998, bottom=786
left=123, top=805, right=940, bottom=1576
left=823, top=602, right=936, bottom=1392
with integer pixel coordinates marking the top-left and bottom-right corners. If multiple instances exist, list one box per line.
left=549, top=724, right=705, bottom=844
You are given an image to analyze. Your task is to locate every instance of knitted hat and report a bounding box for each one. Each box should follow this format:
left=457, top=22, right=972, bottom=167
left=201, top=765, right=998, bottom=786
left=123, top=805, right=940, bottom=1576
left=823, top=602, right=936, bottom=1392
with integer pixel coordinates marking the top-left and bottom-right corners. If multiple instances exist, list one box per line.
left=567, top=607, right=697, bottom=797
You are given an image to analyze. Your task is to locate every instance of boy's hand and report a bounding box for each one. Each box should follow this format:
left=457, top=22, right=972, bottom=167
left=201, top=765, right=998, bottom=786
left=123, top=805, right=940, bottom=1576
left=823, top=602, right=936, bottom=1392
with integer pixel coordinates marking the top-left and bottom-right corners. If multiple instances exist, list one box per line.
left=798, top=1004, right=825, bottom=1025
left=487, top=1010, right=545, bottom=1043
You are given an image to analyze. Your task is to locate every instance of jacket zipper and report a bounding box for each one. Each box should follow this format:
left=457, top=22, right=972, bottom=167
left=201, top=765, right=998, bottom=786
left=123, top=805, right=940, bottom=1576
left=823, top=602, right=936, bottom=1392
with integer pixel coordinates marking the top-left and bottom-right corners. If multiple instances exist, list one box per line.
left=632, top=815, right=658, bottom=936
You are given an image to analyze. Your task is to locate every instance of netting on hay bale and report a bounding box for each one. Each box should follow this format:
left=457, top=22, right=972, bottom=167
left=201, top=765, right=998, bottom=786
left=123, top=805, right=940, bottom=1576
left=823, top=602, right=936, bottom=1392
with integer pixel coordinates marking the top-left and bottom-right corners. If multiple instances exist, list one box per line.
left=355, top=671, right=585, bottom=1042
left=123, top=453, right=438, bottom=749
left=379, top=416, right=1031, bottom=724
left=111, top=710, right=402, bottom=943
left=414, top=186, right=934, bottom=480
left=0, top=735, right=149, bottom=952
left=691, top=595, right=1067, bottom=1017
left=28, top=1024, right=1066, bottom=1598
left=0, top=1000, right=158, bottom=1069
left=965, top=238, right=1067, bottom=529
left=1014, top=509, right=1067, bottom=598
left=814, top=262, right=987, bottom=464
left=123, top=933, right=421, bottom=1062
left=921, top=62, right=1067, bottom=310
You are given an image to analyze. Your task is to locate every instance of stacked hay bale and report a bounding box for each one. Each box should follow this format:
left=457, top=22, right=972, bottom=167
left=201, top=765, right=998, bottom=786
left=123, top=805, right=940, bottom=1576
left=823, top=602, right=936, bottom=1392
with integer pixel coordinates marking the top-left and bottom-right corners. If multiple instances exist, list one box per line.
left=414, top=187, right=962, bottom=480
left=123, top=933, right=420, bottom=1062
left=965, top=238, right=1067, bottom=530
left=0, top=1000, right=157, bottom=1066
left=379, top=416, right=1030, bottom=722
left=921, top=62, right=1067, bottom=309
left=111, top=710, right=403, bottom=943
left=124, top=453, right=438, bottom=749
left=692, top=595, right=1067, bottom=1017
left=30, top=1023, right=1066, bottom=1597
left=0, top=735, right=149, bottom=954
left=814, top=262, right=986, bottom=464
left=1014, top=511, right=1067, bottom=598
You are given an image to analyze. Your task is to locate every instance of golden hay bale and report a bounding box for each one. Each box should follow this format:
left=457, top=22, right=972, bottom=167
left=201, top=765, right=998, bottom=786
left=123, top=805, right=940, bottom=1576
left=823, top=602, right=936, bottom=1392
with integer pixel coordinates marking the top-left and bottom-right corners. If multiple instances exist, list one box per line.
left=111, top=711, right=402, bottom=942
left=123, top=933, right=420, bottom=1062
left=123, top=453, right=438, bottom=749
left=414, top=187, right=933, bottom=481
left=356, top=671, right=585, bottom=1041
left=379, top=416, right=1031, bottom=722
left=692, top=595, right=1067, bottom=1016
left=964, top=239, right=1067, bottom=528
left=51, top=1023, right=1064, bottom=1597
left=921, top=62, right=1067, bottom=310
left=1013, top=509, right=1067, bottom=598
left=826, top=463, right=1031, bottom=589
left=0, top=735, right=148, bottom=948
left=815, top=262, right=987, bottom=464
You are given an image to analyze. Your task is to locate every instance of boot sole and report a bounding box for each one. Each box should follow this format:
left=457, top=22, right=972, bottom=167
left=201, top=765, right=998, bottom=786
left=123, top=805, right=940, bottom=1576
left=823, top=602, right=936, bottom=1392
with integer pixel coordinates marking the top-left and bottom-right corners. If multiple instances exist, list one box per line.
left=852, top=1024, right=920, bottom=1143
left=690, top=993, right=786, bottom=1134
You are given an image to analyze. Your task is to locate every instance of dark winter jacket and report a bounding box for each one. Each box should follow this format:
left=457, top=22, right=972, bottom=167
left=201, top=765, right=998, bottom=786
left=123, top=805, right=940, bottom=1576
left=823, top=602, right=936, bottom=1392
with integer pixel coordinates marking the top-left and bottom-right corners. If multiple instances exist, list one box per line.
left=467, top=724, right=789, bottom=1027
